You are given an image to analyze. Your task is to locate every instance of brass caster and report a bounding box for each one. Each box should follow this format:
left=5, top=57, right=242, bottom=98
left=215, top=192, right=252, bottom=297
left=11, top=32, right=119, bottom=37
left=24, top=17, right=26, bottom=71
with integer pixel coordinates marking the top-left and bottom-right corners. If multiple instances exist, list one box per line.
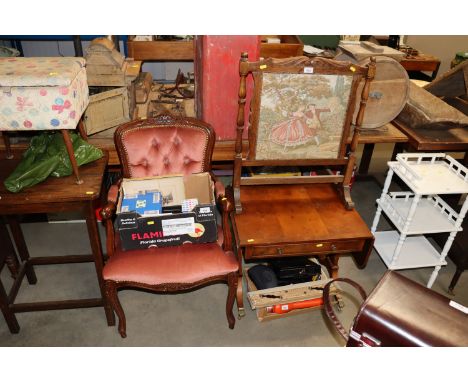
left=237, top=307, right=245, bottom=319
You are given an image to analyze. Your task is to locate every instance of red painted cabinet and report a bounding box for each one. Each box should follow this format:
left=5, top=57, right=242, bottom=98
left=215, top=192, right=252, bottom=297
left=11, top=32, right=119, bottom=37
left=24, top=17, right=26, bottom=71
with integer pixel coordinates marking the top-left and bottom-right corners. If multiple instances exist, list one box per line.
left=195, top=36, right=260, bottom=141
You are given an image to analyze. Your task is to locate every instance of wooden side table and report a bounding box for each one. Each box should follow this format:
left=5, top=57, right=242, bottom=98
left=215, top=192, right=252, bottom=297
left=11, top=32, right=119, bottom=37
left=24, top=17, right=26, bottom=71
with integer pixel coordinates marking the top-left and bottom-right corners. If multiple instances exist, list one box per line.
left=399, top=54, right=441, bottom=81
left=0, top=152, right=115, bottom=333
left=230, top=183, right=374, bottom=317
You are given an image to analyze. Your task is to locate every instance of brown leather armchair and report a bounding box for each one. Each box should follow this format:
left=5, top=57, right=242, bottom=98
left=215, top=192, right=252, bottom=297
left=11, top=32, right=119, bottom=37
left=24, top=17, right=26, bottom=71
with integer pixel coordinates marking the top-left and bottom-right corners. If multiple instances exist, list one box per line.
left=100, top=114, right=239, bottom=338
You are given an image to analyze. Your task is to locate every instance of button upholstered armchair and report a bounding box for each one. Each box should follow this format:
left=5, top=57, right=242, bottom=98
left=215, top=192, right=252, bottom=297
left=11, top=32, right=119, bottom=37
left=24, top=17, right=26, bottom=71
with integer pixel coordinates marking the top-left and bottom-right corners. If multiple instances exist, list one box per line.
left=100, top=113, right=239, bottom=338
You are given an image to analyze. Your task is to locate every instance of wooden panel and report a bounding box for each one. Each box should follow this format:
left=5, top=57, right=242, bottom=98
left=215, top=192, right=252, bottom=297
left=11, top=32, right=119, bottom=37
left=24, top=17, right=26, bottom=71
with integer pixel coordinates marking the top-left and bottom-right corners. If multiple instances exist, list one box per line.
left=260, top=35, right=303, bottom=58
left=84, top=87, right=130, bottom=135
left=424, top=60, right=468, bottom=98
left=394, top=119, right=468, bottom=151
left=135, top=72, right=153, bottom=104
left=127, top=40, right=194, bottom=61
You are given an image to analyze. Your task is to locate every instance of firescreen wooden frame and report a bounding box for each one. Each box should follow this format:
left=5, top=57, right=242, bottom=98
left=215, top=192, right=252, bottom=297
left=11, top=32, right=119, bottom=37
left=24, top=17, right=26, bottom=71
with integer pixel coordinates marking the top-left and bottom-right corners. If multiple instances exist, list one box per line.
left=233, top=54, right=376, bottom=213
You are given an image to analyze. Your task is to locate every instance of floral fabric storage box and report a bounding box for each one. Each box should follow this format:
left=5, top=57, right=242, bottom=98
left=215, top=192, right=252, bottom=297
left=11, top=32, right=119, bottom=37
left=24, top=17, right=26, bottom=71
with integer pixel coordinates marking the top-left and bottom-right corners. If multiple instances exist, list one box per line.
left=0, top=57, right=89, bottom=131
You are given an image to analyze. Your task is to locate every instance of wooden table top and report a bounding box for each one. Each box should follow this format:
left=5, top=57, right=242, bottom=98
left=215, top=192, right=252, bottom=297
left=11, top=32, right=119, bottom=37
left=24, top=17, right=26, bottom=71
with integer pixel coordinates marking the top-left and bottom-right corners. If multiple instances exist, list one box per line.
left=394, top=120, right=468, bottom=151
left=349, top=122, right=409, bottom=144
left=2, top=122, right=409, bottom=166
left=0, top=151, right=108, bottom=207
left=233, top=183, right=373, bottom=247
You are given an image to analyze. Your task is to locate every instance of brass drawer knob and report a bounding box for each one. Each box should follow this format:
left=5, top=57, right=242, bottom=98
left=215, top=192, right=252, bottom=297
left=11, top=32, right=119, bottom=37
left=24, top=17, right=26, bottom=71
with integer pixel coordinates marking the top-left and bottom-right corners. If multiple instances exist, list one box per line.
left=331, top=244, right=337, bottom=251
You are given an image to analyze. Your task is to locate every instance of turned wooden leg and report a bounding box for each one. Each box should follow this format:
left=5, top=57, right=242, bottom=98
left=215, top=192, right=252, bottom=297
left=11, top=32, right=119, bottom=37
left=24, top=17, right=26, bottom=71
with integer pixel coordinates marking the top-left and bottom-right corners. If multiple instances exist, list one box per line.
left=4, top=254, right=20, bottom=279
left=226, top=273, right=237, bottom=329
left=105, top=281, right=126, bottom=338
left=6, top=217, right=37, bottom=284
left=85, top=204, right=115, bottom=326
left=236, top=275, right=245, bottom=319
left=2, top=132, right=13, bottom=159
left=0, top=278, right=20, bottom=333
left=1, top=220, right=19, bottom=278
left=61, top=129, right=83, bottom=185
left=448, top=268, right=463, bottom=295
left=318, top=254, right=339, bottom=279
left=358, top=143, right=375, bottom=176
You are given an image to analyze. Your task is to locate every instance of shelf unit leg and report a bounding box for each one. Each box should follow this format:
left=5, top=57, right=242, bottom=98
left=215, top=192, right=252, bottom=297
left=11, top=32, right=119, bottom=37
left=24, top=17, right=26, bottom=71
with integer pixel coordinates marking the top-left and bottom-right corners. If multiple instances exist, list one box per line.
left=371, top=168, right=394, bottom=233
left=426, top=230, right=458, bottom=289
left=427, top=265, right=441, bottom=288
left=391, top=233, right=407, bottom=267
left=371, top=206, right=382, bottom=234
left=391, top=194, right=421, bottom=267
left=427, top=196, right=468, bottom=288
left=428, top=197, right=468, bottom=288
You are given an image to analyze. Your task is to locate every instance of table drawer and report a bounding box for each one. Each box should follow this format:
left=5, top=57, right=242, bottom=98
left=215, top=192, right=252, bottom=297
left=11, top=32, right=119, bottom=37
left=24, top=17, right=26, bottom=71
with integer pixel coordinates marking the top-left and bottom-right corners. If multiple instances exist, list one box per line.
left=244, top=239, right=364, bottom=259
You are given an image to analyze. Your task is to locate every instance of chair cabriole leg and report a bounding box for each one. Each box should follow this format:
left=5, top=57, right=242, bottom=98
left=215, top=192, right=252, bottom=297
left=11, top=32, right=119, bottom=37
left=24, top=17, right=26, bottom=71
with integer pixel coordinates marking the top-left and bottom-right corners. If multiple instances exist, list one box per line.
left=226, top=273, right=237, bottom=329
left=105, top=280, right=127, bottom=338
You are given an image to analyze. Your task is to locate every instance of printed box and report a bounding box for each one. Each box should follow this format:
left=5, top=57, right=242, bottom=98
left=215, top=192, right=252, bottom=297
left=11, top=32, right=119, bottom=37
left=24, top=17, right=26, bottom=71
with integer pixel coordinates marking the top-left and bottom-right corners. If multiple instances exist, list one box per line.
left=120, top=190, right=162, bottom=216
left=116, top=173, right=217, bottom=251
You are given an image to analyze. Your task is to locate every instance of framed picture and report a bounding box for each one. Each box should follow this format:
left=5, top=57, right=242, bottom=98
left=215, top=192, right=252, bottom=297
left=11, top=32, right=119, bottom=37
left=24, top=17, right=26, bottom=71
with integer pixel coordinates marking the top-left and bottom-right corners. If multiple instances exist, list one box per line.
left=255, top=72, right=353, bottom=160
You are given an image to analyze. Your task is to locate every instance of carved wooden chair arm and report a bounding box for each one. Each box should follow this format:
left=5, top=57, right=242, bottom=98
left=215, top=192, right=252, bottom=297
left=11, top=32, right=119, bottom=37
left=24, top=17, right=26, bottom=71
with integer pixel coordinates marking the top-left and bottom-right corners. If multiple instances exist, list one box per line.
left=100, top=200, right=117, bottom=221
left=100, top=181, right=121, bottom=258
left=219, top=185, right=236, bottom=252
left=101, top=181, right=120, bottom=221
left=209, top=171, right=226, bottom=200
left=107, top=182, right=120, bottom=204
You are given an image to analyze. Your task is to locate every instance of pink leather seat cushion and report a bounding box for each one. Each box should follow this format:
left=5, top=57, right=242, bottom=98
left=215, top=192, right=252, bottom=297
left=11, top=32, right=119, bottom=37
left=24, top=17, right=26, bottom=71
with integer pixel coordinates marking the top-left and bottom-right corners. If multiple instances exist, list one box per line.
left=103, top=237, right=238, bottom=285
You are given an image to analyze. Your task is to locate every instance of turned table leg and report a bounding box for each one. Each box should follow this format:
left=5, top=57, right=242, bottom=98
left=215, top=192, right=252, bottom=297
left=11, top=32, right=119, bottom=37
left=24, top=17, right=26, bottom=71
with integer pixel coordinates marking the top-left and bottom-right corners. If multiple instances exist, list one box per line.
left=2, top=132, right=14, bottom=159
left=6, top=217, right=37, bottom=284
left=85, top=202, right=115, bottom=326
left=61, top=129, right=83, bottom=185
left=0, top=222, right=20, bottom=278
left=318, top=254, right=339, bottom=279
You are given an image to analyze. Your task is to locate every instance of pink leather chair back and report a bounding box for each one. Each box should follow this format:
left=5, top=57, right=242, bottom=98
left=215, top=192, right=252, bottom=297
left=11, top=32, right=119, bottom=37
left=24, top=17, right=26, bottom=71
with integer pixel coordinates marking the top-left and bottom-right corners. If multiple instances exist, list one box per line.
left=115, top=114, right=215, bottom=178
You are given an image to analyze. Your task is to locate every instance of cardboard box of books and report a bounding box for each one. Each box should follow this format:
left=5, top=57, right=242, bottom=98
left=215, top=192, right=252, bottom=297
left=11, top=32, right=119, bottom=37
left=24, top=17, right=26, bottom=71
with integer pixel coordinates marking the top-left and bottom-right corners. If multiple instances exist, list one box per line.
left=116, top=172, right=217, bottom=251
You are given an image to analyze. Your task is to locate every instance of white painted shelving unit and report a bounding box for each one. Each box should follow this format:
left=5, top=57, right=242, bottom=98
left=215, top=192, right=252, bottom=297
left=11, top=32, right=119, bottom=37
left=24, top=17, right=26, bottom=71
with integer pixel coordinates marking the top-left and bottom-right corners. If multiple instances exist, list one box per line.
left=371, top=153, right=468, bottom=288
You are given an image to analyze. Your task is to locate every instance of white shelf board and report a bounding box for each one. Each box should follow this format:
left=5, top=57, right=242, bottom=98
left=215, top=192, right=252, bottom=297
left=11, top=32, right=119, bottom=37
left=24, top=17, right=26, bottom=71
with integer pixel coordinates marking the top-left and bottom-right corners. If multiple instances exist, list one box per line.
left=389, top=162, right=468, bottom=195
left=374, top=231, right=447, bottom=270
left=378, top=197, right=461, bottom=234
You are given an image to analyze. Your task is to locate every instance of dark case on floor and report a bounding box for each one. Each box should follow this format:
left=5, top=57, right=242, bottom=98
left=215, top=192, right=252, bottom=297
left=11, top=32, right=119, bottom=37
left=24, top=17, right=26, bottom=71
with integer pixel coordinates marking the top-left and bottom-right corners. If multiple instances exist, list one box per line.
left=348, top=271, right=468, bottom=346
left=269, top=257, right=321, bottom=283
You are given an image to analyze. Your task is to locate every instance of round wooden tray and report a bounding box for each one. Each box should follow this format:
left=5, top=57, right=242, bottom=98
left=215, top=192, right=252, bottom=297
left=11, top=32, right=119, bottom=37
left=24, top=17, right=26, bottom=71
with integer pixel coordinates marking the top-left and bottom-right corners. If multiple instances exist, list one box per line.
left=356, top=56, right=409, bottom=129
left=336, top=53, right=410, bottom=129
